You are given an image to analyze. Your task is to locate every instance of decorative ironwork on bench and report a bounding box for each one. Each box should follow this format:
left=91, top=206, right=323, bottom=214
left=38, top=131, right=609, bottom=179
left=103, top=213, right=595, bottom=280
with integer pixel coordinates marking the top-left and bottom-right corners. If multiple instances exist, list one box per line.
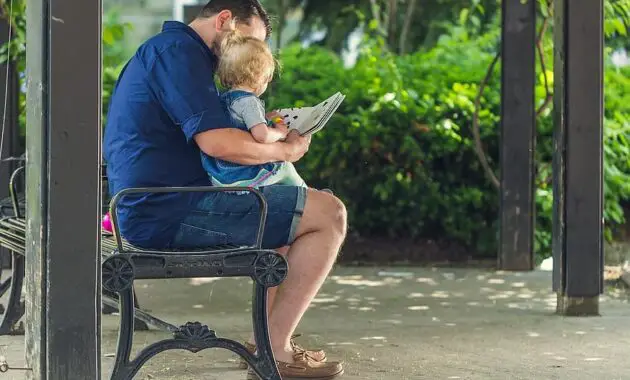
left=102, top=256, right=135, bottom=293
left=0, top=162, right=26, bottom=335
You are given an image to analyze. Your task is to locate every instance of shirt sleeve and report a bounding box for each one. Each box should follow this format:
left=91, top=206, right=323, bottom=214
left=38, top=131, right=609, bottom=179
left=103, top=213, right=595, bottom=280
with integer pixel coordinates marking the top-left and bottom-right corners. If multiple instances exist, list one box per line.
left=145, top=41, right=230, bottom=142
left=230, top=97, right=267, bottom=130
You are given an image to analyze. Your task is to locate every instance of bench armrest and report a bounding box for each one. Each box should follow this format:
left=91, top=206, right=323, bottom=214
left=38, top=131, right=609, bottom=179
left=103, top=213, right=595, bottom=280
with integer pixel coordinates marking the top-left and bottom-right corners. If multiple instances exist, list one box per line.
left=1, top=155, right=25, bottom=163
left=2, top=157, right=26, bottom=218
left=9, top=166, right=25, bottom=219
left=109, top=186, right=268, bottom=252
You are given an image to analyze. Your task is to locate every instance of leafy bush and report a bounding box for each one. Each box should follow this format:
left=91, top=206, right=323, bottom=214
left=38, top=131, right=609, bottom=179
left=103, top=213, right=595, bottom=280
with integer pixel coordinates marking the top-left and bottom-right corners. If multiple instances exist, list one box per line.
left=264, top=27, right=630, bottom=258
left=0, top=3, right=132, bottom=134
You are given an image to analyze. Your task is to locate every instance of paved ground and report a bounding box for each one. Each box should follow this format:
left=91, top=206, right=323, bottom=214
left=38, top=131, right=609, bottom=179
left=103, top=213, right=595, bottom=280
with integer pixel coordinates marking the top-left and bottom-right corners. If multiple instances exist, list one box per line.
left=2, top=267, right=630, bottom=380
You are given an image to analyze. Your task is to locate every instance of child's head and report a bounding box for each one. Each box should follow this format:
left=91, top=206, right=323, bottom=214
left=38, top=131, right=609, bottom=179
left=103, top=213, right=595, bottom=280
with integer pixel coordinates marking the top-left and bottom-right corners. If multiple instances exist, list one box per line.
left=217, top=31, right=276, bottom=96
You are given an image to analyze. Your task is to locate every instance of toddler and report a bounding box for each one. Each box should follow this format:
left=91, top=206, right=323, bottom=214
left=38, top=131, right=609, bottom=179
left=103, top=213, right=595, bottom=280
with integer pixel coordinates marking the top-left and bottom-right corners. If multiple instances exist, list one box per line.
left=201, top=31, right=306, bottom=188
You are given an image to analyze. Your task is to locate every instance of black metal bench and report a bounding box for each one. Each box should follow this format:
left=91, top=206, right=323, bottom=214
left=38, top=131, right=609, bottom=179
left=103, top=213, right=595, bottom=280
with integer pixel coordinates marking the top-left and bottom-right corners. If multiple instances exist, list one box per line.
left=0, top=212, right=150, bottom=335
left=0, top=165, right=286, bottom=380
left=0, top=163, right=150, bottom=334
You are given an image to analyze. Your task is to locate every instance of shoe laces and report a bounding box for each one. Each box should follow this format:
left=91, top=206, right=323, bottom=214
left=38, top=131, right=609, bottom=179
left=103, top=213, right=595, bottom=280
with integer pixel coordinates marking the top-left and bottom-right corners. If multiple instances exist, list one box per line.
left=289, top=334, right=307, bottom=353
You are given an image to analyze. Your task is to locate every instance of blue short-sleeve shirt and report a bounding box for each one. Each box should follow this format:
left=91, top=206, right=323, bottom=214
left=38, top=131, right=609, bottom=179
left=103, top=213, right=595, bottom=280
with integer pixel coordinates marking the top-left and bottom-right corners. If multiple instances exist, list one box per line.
left=103, top=21, right=230, bottom=248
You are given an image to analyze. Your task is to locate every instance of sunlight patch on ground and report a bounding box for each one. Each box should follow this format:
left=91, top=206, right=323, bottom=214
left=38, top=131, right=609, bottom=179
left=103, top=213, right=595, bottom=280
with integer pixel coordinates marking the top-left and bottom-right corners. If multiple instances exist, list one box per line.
left=408, top=305, right=430, bottom=311
left=331, top=275, right=403, bottom=287
left=416, top=277, right=439, bottom=286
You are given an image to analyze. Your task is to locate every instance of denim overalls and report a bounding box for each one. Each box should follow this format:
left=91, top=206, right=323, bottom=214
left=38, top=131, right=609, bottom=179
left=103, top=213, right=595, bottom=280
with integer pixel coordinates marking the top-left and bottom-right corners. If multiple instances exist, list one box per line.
left=200, top=90, right=280, bottom=187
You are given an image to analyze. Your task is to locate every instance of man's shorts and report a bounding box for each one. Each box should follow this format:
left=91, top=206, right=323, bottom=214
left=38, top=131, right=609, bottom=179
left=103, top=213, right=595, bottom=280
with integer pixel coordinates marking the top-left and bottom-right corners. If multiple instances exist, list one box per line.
left=169, top=185, right=307, bottom=250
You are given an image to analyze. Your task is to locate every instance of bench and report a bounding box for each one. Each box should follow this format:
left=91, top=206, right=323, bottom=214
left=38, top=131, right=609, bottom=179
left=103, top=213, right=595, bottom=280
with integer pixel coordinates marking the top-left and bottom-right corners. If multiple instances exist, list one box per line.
left=0, top=165, right=286, bottom=380
left=0, top=163, right=149, bottom=334
left=0, top=214, right=150, bottom=334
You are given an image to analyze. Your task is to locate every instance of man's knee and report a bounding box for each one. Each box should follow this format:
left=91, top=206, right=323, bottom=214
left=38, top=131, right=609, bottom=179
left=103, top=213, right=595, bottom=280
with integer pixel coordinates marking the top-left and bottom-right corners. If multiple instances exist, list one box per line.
left=328, top=195, right=347, bottom=238
left=315, top=192, right=347, bottom=240
left=298, top=190, right=348, bottom=238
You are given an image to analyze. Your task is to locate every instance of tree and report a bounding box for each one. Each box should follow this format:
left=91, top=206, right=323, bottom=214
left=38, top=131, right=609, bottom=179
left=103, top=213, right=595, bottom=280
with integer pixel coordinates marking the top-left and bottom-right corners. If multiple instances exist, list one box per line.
left=261, top=0, right=501, bottom=53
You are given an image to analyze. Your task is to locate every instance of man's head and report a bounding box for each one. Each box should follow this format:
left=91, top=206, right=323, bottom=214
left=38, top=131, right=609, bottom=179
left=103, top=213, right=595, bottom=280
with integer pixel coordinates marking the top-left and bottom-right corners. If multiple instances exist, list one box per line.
left=192, top=0, right=271, bottom=53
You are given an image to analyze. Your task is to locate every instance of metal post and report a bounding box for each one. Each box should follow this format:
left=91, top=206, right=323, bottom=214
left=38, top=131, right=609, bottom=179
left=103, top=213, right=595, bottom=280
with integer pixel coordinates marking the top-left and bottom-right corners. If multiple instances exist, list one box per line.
left=499, top=0, right=536, bottom=271
left=25, top=0, right=102, bottom=377
left=0, top=17, right=20, bottom=269
left=553, top=0, right=604, bottom=316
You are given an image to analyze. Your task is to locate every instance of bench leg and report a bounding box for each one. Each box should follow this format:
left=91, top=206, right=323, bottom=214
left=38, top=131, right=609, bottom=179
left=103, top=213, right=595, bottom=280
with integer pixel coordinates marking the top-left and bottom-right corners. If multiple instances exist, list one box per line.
left=109, top=282, right=281, bottom=380
left=0, top=251, right=11, bottom=297
left=131, top=288, right=150, bottom=331
left=0, top=261, right=5, bottom=314
left=247, top=282, right=282, bottom=380
left=109, top=287, right=136, bottom=380
left=102, top=299, right=117, bottom=315
left=0, top=253, right=25, bottom=336
left=102, top=252, right=285, bottom=380
left=102, top=287, right=150, bottom=331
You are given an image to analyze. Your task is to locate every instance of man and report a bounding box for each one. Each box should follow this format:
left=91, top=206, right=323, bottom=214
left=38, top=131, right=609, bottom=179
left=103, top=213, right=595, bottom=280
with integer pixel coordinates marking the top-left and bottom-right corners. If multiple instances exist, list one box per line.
left=103, top=0, right=347, bottom=379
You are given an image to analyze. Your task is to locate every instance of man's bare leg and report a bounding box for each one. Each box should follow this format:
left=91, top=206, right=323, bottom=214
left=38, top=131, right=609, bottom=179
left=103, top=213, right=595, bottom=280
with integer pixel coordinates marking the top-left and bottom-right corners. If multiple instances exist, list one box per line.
left=265, top=189, right=347, bottom=363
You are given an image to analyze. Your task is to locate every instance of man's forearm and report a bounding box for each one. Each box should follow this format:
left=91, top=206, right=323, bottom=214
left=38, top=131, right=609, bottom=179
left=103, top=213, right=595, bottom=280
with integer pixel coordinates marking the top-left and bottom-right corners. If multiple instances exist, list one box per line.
left=195, top=128, right=289, bottom=165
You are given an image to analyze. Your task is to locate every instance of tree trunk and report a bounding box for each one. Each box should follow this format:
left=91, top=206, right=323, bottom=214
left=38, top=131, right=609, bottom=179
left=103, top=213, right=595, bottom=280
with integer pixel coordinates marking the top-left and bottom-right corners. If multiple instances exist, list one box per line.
left=398, top=0, right=417, bottom=54
left=275, top=0, right=287, bottom=49
left=386, top=0, right=398, bottom=48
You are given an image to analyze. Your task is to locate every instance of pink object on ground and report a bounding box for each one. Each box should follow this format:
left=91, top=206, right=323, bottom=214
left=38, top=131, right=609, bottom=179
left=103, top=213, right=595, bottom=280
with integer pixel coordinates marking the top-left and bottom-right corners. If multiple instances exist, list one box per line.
left=102, top=212, right=113, bottom=233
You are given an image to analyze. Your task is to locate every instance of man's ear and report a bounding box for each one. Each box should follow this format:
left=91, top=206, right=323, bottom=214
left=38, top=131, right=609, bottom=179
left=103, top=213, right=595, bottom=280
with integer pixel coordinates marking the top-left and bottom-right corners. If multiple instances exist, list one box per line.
left=215, top=10, right=235, bottom=32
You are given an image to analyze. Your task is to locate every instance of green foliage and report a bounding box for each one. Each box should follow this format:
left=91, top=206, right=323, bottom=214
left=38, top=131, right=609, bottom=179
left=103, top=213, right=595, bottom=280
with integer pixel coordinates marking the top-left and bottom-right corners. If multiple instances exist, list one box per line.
left=0, top=2, right=132, bottom=134
left=261, top=0, right=501, bottom=53
left=264, top=25, right=630, bottom=258
left=266, top=34, right=503, bottom=253
left=261, top=0, right=629, bottom=53
left=102, top=7, right=134, bottom=119
left=605, top=0, right=630, bottom=45
left=0, top=0, right=25, bottom=66
left=102, top=9, right=134, bottom=68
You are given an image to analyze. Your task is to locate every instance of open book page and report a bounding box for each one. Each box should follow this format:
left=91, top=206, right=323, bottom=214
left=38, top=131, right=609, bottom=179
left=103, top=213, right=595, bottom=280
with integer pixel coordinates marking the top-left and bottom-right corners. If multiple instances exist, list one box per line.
left=276, top=92, right=345, bottom=136
left=276, top=106, right=315, bottom=134
left=303, top=93, right=346, bottom=135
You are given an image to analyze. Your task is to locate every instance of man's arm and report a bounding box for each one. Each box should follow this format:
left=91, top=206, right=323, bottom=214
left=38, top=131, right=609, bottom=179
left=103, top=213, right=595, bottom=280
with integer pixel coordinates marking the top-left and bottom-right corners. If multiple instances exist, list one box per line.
left=194, top=128, right=309, bottom=165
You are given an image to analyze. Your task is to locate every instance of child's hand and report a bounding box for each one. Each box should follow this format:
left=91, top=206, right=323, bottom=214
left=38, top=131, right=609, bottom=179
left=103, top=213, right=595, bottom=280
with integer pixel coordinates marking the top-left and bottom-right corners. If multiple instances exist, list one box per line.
left=266, top=110, right=283, bottom=121
left=274, top=121, right=289, bottom=138
left=251, top=121, right=289, bottom=144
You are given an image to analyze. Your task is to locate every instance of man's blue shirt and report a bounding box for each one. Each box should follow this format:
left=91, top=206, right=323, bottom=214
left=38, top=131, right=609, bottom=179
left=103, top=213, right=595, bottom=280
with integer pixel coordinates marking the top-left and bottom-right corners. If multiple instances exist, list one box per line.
left=103, top=21, right=230, bottom=248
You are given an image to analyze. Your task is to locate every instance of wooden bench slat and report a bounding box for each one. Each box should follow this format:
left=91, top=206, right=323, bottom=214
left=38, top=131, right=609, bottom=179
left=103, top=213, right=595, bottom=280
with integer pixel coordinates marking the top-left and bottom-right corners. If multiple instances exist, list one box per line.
left=0, top=217, right=241, bottom=257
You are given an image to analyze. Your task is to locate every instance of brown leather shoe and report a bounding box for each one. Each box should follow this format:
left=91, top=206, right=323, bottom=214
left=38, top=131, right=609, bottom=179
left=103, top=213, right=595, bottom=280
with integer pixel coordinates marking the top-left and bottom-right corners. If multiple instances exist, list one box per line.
left=239, top=335, right=327, bottom=369
left=290, top=334, right=327, bottom=362
left=246, top=351, right=343, bottom=380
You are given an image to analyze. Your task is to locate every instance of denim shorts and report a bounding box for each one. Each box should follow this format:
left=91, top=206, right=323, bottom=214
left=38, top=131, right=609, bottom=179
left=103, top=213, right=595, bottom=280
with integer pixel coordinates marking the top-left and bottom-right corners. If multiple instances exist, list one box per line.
left=169, top=185, right=307, bottom=250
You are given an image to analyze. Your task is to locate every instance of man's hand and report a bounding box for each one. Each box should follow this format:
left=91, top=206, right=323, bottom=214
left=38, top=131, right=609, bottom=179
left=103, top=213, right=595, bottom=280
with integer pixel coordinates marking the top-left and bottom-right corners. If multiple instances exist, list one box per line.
left=283, top=130, right=311, bottom=162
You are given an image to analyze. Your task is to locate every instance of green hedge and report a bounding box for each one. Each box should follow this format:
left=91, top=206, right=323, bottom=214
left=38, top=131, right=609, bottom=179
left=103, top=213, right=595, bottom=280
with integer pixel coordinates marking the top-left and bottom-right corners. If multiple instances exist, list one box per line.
left=261, top=29, right=630, bottom=258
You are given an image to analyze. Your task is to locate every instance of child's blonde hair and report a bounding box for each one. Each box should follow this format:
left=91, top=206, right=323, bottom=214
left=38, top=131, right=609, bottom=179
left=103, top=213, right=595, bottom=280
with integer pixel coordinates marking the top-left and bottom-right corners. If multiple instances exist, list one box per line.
left=217, top=31, right=277, bottom=91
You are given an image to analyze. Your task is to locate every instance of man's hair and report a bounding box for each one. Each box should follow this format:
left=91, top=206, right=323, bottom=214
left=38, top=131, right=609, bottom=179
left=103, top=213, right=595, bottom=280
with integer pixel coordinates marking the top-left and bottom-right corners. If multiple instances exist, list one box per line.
left=217, top=31, right=277, bottom=90
left=198, top=0, right=272, bottom=39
